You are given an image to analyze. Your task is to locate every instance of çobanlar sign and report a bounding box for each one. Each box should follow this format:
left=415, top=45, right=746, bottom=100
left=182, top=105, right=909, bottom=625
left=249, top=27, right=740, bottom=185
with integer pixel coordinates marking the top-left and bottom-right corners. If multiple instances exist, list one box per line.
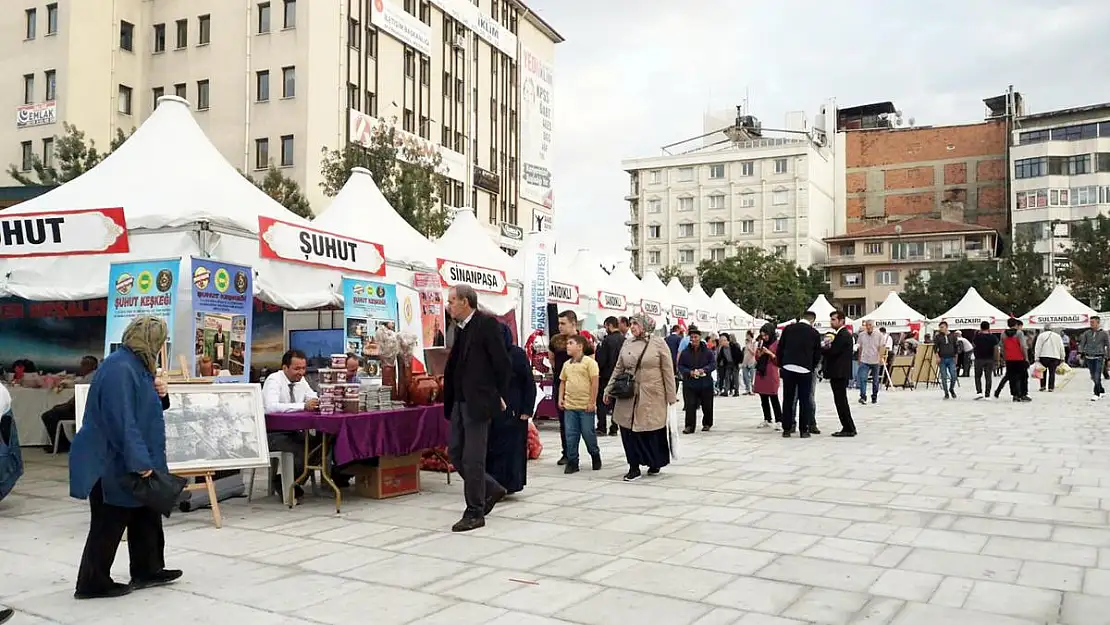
left=0, top=207, right=128, bottom=258
left=258, top=216, right=386, bottom=276
left=437, top=258, right=508, bottom=295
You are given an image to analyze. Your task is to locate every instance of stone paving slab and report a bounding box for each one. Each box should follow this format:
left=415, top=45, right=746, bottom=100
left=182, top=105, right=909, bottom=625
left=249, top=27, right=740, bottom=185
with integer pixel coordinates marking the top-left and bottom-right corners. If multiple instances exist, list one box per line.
left=4, top=372, right=1110, bottom=624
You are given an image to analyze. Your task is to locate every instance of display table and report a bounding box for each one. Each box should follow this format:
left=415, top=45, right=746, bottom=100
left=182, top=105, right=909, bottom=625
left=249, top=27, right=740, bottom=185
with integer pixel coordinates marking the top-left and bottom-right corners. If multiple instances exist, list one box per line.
left=6, top=386, right=74, bottom=447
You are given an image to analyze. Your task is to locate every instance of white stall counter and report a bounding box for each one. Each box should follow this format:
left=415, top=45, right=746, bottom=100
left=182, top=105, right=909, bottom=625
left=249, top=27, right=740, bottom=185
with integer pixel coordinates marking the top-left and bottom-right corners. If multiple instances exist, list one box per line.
left=6, top=385, right=74, bottom=447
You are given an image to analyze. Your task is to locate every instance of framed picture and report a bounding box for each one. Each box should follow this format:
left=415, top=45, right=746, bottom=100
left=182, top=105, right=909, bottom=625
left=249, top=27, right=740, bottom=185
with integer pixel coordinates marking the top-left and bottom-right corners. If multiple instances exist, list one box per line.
left=76, top=382, right=270, bottom=473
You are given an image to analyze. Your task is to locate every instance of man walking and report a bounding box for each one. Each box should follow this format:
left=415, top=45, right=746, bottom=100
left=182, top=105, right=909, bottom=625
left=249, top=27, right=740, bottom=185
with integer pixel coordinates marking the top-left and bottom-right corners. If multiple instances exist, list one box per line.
left=594, top=316, right=625, bottom=436
left=716, top=333, right=740, bottom=397
left=823, top=310, right=857, bottom=438
left=1000, top=317, right=1031, bottom=402
left=1079, top=316, right=1110, bottom=401
left=777, top=311, right=822, bottom=439
left=972, top=321, right=999, bottom=399
left=955, top=331, right=974, bottom=377
left=442, top=285, right=511, bottom=532
left=933, top=321, right=959, bottom=399
left=855, top=320, right=884, bottom=405
left=740, top=330, right=757, bottom=395
left=1034, top=324, right=1065, bottom=392
left=678, top=328, right=716, bottom=433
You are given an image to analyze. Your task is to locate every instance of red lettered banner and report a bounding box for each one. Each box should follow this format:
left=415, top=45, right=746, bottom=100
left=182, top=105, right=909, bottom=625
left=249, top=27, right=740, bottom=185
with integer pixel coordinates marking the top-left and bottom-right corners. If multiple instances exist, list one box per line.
left=258, top=216, right=386, bottom=276
left=0, top=207, right=128, bottom=258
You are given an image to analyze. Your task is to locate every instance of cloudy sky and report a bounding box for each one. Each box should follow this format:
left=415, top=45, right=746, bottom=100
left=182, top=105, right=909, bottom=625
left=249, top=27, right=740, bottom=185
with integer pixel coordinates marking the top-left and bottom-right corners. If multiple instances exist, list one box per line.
left=525, top=0, right=1110, bottom=266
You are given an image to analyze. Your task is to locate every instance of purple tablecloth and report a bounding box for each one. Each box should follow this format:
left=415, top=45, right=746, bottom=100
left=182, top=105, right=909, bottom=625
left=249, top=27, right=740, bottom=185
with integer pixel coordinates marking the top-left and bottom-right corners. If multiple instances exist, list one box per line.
left=266, top=405, right=448, bottom=465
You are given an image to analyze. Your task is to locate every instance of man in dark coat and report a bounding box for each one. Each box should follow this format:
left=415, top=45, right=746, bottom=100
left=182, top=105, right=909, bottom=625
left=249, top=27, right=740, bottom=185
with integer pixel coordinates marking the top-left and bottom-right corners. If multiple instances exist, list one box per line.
left=777, top=311, right=822, bottom=438
left=594, top=316, right=625, bottom=436
left=442, top=285, right=511, bottom=532
left=822, top=310, right=857, bottom=437
left=677, top=328, right=717, bottom=433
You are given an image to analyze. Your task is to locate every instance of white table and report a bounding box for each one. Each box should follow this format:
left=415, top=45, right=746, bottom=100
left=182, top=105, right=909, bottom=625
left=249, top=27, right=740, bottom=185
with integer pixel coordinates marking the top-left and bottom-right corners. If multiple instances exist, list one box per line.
left=6, top=386, right=74, bottom=447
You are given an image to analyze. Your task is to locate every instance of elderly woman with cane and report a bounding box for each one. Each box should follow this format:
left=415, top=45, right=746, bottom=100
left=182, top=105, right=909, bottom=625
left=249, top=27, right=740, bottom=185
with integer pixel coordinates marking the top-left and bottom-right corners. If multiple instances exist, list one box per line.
left=69, top=316, right=182, bottom=600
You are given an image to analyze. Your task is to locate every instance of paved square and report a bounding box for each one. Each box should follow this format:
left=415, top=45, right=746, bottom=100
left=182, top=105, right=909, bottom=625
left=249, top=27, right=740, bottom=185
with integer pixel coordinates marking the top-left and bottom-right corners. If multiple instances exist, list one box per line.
left=4, top=373, right=1110, bottom=624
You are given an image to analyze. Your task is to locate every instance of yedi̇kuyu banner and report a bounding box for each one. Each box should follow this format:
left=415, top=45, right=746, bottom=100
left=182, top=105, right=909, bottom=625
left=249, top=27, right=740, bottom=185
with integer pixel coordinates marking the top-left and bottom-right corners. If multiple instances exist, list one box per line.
left=105, top=258, right=178, bottom=369
left=190, top=257, right=253, bottom=381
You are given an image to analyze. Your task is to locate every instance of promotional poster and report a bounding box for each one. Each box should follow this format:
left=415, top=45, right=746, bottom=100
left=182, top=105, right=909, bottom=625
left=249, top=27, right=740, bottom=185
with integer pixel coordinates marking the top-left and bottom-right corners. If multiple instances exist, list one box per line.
left=341, top=278, right=399, bottom=359
left=522, top=231, right=552, bottom=340
left=104, top=258, right=178, bottom=369
left=413, top=272, right=446, bottom=349
left=191, top=258, right=253, bottom=381
left=396, top=283, right=426, bottom=366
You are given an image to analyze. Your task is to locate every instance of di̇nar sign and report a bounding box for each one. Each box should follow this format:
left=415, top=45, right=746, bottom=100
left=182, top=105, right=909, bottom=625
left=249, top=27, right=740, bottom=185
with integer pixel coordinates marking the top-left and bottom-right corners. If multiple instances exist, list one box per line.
left=597, top=291, right=627, bottom=311
left=437, top=258, right=508, bottom=295
left=258, top=216, right=386, bottom=276
left=548, top=281, right=579, bottom=304
left=0, top=207, right=128, bottom=258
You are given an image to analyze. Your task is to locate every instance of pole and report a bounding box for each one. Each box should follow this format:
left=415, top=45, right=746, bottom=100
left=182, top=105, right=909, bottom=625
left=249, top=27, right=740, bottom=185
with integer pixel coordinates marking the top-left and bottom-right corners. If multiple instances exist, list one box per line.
left=464, top=30, right=475, bottom=214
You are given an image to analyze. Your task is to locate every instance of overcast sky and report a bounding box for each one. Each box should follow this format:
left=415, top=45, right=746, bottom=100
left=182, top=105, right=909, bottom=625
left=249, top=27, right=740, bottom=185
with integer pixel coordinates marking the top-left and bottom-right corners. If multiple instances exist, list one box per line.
left=526, top=0, right=1110, bottom=267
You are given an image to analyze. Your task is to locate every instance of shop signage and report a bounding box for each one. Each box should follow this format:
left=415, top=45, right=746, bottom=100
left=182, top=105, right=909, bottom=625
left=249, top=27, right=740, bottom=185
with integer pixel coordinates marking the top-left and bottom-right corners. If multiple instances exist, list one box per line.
left=943, top=316, right=997, bottom=326
left=499, top=223, right=523, bottom=240
left=519, top=46, right=554, bottom=207
left=732, top=315, right=749, bottom=327
left=436, top=258, right=508, bottom=295
left=369, top=0, right=431, bottom=56
left=597, top=291, right=627, bottom=311
left=870, top=319, right=910, bottom=329
left=190, top=258, right=253, bottom=382
left=258, top=216, right=385, bottom=276
left=349, top=110, right=466, bottom=183
left=16, top=101, right=57, bottom=128
left=105, top=258, right=178, bottom=367
left=534, top=211, right=553, bottom=232
left=671, top=305, right=689, bottom=319
left=522, top=232, right=551, bottom=337
left=0, top=207, right=128, bottom=258
left=474, top=166, right=500, bottom=195
left=1027, top=314, right=1088, bottom=325
left=549, top=281, right=579, bottom=304
left=696, top=310, right=711, bottom=323
left=429, top=0, right=517, bottom=59
left=641, top=300, right=662, bottom=316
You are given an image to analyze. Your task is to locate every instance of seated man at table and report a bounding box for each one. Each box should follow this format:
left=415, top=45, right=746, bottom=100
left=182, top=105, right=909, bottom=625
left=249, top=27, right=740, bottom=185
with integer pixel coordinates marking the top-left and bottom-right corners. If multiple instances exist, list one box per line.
left=262, top=350, right=319, bottom=497
left=41, top=355, right=99, bottom=453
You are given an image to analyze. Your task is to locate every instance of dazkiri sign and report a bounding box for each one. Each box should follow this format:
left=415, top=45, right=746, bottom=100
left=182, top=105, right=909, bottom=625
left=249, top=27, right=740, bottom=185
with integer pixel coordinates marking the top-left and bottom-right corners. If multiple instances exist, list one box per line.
left=258, top=216, right=385, bottom=276
left=597, top=291, right=626, bottom=311
left=370, top=0, right=432, bottom=56
left=641, top=300, right=663, bottom=316
left=0, top=207, right=128, bottom=258
left=519, top=46, right=554, bottom=208
left=349, top=109, right=466, bottom=183
left=944, top=316, right=997, bottom=326
left=548, top=281, right=579, bottom=304
left=437, top=258, right=508, bottom=295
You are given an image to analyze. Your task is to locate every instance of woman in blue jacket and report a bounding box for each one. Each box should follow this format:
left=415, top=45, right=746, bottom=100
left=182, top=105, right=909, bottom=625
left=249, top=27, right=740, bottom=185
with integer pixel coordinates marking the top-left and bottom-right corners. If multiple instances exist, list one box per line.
left=69, top=316, right=181, bottom=600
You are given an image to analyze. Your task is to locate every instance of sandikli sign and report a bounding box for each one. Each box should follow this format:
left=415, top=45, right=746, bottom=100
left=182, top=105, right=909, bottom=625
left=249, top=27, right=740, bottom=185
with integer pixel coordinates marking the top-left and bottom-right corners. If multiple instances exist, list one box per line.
left=641, top=300, right=663, bottom=317
left=258, top=216, right=385, bottom=276
left=0, top=207, right=128, bottom=258
left=436, top=258, right=508, bottom=295
left=549, top=281, right=579, bottom=305
left=597, top=291, right=627, bottom=311
left=370, top=0, right=431, bottom=56
left=519, top=46, right=554, bottom=208
left=522, top=231, right=552, bottom=337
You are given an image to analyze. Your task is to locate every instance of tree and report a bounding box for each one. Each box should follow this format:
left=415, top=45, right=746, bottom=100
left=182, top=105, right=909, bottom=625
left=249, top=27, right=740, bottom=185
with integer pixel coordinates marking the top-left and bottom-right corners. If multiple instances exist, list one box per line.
left=994, top=236, right=1050, bottom=317
left=245, top=164, right=313, bottom=218
left=799, top=266, right=832, bottom=308
left=1062, top=216, right=1110, bottom=309
left=656, top=265, right=692, bottom=289
left=696, top=248, right=811, bottom=321
left=8, top=123, right=131, bottom=185
left=319, top=119, right=449, bottom=238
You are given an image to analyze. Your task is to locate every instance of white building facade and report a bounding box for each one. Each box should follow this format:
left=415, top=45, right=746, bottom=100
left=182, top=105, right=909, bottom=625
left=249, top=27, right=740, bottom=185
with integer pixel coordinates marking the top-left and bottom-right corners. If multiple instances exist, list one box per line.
left=622, top=135, right=835, bottom=274
left=2, top=0, right=560, bottom=253
left=1010, top=103, right=1110, bottom=276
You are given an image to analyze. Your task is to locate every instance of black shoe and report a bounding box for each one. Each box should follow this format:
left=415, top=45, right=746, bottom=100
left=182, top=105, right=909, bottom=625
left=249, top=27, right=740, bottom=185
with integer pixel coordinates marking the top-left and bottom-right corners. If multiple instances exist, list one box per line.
left=294, top=484, right=305, bottom=499
left=810, top=428, right=821, bottom=435
left=557, top=455, right=567, bottom=466
left=682, top=427, right=695, bottom=434
left=609, top=425, right=619, bottom=436
left=623, top=468, right=642, bottom=482
left=831, top=431, right=857, bottom=438
left=1020, top=396, right=1032, bottom=402
left=951, top=391, right=957, bottom=399
left=483, top=486, right=507, bottom=516
left=800, top=431, right=811, bottom=439
left=591, top=454, right=602, bottom=471
left=858, top=398, right=867, bottom=405
left=130, top=569, right=183, bottom=591
left=0, top=608, right=12, bottom=624
left=943, top=394, right=950, bottom=400
left=564, top=462, right=580, bottom=474
left=647, top=467, right=661, bottom=476
left=871, top=396, right=877, bottom=404
left=595, top=428, right=607, bottom=437
left=782, top=431, right=792, bottom=438
left=452, top=516, right=485, bottom=532
left=1012, top=397, right=1020, bottom=402
left=75, top=582, right=132, bottom=600
left=701, top=426, right=711, bottom=432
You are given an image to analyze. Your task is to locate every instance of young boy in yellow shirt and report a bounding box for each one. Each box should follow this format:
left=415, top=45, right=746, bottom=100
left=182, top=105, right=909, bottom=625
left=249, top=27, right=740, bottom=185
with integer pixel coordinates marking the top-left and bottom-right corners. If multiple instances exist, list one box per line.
left=558, top=335, right=602, bottom=473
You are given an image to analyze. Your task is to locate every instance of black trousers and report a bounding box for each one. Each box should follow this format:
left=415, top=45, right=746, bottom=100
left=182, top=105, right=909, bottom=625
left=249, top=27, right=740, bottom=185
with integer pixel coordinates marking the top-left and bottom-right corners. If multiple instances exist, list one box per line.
left=552, top=379, right=567, bottom=456
left=781, top=369, right=815, bottom=434
left=974, top=358, right=994, bottom=396
left=1006, top=361, right=1029, bottom=398
left=683, top=384, right=714, bottom=429
left=596, top=387, right=612, bottom=431
left=1038, top=357, right=1060, bottom=390
left=828, top=377, right=856, bottom=434
left=41, top=402, right=75, bottom=452
left=448, top=402, right=503, bottom=519
left=76, top=481, right=165, bottom=593
left=759, top=393, right=781, bottom=423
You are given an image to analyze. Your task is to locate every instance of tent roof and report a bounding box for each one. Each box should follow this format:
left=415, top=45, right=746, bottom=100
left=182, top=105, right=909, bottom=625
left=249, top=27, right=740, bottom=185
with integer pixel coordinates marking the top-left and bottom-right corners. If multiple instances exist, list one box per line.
left=807, top=294, right=837, bottom=318
left=710, top=288, right=748, bottom=320
left=861, top=291, right=926, bottom=323
left=640, top=270, right=671, bottom=306
left=435, top=209, right=519, bottom=279
left=1021, top=285, right=1099, bottom=327
left=666, top=277, right=694, bottom=309
left=689, top=282, right=714, bottom=311
left=932, top=287, right=1011, bottom=328
left=313, top=167, right=436, bottom=269
left=565, top=249, right=612, bottom=297
left=607, top=264, right=642, bottom=302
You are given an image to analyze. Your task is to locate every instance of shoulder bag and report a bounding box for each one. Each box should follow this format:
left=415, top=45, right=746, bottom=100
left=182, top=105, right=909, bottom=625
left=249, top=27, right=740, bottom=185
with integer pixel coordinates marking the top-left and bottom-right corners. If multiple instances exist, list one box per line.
left=608, top=341, right=651, bottom=400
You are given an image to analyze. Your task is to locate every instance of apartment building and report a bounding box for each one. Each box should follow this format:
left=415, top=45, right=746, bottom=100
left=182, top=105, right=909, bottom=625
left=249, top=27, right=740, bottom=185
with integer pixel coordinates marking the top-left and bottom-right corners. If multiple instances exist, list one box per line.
left=622, top=112, right=836, bottom=275
left=2, top=0, right=561, bottom=253
left=823, top=217, right=998, bottom=317
left=1009, top=102, right=1110, bottom=276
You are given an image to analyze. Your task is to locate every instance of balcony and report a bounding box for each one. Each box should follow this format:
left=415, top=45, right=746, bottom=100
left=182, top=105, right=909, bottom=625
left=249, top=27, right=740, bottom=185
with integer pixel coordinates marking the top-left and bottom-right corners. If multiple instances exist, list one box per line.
left=824, top=249, right=994, bottom=266
left=625, top=210, right=639, bottom=226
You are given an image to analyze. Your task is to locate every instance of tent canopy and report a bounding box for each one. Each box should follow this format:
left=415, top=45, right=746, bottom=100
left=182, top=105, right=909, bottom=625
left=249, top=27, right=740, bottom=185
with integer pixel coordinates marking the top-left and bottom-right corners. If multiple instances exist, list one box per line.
left=688, top=281, right=718, bottom=329
left=638, top=270, right=671, bottom=319
left=860, top=291, right=926, bottom=332
left=778, top=294, right=847, bottom=330
left=932, top=287, right=1011, bottom=330
left=710, top=288, right=753, bottom=329
left=1021, top=284, right=1099, bottom=329
left=434, top=209, right=519, bottom=315
left=607, top=264, right=643, bottom=307
left=665, top=277, right=694, bottom=320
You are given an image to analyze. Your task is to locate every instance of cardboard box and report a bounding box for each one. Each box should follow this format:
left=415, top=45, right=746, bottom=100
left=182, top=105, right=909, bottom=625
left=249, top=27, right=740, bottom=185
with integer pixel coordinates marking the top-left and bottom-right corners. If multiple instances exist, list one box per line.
left=350, top=453, right=421, bottom=499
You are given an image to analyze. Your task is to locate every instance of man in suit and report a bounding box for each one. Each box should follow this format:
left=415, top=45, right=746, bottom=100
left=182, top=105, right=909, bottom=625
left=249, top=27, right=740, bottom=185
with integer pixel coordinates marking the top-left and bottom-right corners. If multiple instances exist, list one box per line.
left=777, top=310, right=822, bottom=439
left=442, top=284, right=511, bottom=532
left=594, top=316, right=625, bottom=436
left=822, top=310, right=857, bottom=438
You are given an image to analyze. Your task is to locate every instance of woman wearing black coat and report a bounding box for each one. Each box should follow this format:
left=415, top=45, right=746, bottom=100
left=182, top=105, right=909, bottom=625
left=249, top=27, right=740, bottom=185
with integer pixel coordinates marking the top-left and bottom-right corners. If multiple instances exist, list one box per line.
left=485, top=324, right=536, bottom=494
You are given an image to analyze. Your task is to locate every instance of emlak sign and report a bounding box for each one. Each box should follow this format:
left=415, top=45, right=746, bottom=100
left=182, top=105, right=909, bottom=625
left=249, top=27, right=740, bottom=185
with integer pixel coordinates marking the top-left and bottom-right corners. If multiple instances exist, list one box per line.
left=258, top=216, right=385, bottom=276
left=548, top=281, right=579, bottom=304
left=0, top=207, right=128, bottom=258
left=597, top=291, right=627, bottom=311
left=437, top=258, right=508, bottom=295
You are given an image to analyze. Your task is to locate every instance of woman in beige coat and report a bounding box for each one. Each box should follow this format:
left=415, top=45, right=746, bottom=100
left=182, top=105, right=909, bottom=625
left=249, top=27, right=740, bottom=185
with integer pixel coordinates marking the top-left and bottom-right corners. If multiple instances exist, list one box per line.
left=604, top=313, right=676, bottom=481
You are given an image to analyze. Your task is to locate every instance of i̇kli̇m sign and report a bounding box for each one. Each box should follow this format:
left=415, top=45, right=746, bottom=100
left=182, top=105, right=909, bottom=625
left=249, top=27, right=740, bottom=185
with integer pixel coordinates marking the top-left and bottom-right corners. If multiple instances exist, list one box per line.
left=257, top=216, right=386, bottom=276
left=0, top=207, right=128, bottom=258
left=436, top=258, right=508, bottom=295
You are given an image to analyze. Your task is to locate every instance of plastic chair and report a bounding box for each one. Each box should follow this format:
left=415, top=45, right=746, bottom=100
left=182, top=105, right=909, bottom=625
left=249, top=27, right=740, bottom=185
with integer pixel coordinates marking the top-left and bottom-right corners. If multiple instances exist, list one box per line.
left=53, top=420, right=76, bottom=454
left=247, top=451, right=294, bottom=507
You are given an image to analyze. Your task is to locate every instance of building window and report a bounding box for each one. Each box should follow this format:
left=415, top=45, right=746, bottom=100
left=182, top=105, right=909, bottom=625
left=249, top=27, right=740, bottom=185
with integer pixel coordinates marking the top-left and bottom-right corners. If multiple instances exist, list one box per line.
left=678, top=167, right=693, bottom=182
left=648, top=225, right=660, bottom=239
left=772, top=190, right=788, bottom=205
left=841, top=271, right=863, bottom=287
left=25, top=8, right=36, bottom=39
left=648, top=250, right=661, bottom=265
left=774, top=158, right=788, bottom=174
left=1014, top=157, right=1047, bottom=179
left=865, top=242, right=883, bottom=255
left=119, top=21, right=134, bottom=51
left=740, top=161, right=753, bottom=176
left=1050, top=123, right=1099, bottom=141
left=678, top=197, right=693, bottom=211
left=740, top=219, right=755, bottom=234
left=403, top=109, right=414, bottom=132
left=1016, top=188, right=1048, bottom=209
left=258, top=2, right=271, bottom=33
left=256, top=70, right=269, bottom=101
left=366, top=90, right=377, bottom=116
left=44, top=70, right=55, bottom=100
left=348, top=18, right=360, bottom=48
left=46, top=3, right=57, bottom=34
left=839, top=244, right=855, bottom=256
left=708, top=195, right=725, bottom=210
left=420, top=57, right=430, bottom=86
left=196, top=80, right=210, bottom=110
left=876, top=270, right=898, bottom=286
left=280, top=135, right=294, bottom=166
left=740, top=192, right=755, bottom=208
left=283, top=0, right=296, bottom=28
left=1074, top=185, right=1098, bottom=206
left=254, top=138, right=269, bottom=169
left=419, top=116, right=429, bottom=139
left=198, top=15, right=211, bottom=44
left=1066, top=154, right=1091, bottom=176
left=709, top=221, right=726, bottom=236
left=711, top=248, right=726, bottom=262
left=282, top=66, right=295, bottom=97
left=175, top=19, right=187, bottom=48
left=709, top=164, right=725, bottom=179
left=19, top=141, right=32, bottom=171
left=1097, top=153, right=1110, bottom=173
left=419, top=0, right=430, bottom=23
left=891, top=241, right=926, bottom=261
left=773, top=217, right=787, bottom=232
left=22, top=74, right=34, bottom=105
left=153, top=23, right=166, bottom=52
left=117, top=85, right=133, bottom=115
left=650, top=170, right=661, bottom=184
left=679, top=250, right=695, bottom=264
left=678, top=223, right=694, bottom=238
left=42, top=137, right=54, bottom=169
left=648, top=199, right=661, bottom=213
left=152, top=86, right=164, bottom=108
left=347, top=83, right=359, bottom=110
left=404, top=50, right=415, bottom=78
left=367, top=28, right=377, bottom=57
left=174, top=82, right=186, bottom=98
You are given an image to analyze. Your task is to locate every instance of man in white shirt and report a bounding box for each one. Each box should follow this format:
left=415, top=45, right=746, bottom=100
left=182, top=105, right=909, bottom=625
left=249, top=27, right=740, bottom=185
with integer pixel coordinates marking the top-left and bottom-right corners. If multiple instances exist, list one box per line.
left=262, top=350, right=320, bottom=497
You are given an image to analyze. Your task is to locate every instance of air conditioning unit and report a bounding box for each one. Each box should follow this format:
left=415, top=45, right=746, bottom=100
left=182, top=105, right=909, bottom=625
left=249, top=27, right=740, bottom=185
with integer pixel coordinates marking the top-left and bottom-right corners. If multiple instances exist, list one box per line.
left=452, top=34, right=465, bottom=50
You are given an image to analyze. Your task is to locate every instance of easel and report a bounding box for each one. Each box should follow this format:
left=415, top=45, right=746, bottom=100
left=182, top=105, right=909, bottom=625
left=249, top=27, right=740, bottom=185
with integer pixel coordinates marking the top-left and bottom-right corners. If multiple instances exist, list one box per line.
left=163, top=352, right=224, bottom=528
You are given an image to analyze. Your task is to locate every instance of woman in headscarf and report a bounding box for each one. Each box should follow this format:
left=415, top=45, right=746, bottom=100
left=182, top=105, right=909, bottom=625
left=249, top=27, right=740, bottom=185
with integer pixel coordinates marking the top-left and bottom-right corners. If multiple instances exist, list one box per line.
left=604, top=313, right=676, bottom=481
left=754, top=322, right=782, bottom=429
left=69, top=316, right=181, bottom=600
left=486, top=323, right=535, bottom=495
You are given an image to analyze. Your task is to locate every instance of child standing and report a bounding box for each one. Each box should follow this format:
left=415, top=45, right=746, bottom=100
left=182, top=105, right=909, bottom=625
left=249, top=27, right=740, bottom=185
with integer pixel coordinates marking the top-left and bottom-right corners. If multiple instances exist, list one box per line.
left=558, top=335, right=602, bottom=474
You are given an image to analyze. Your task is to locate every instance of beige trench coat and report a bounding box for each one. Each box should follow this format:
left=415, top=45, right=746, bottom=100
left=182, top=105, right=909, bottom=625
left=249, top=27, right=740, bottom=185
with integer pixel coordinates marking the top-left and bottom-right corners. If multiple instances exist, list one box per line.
left=604, top=336, right=676, bottom=432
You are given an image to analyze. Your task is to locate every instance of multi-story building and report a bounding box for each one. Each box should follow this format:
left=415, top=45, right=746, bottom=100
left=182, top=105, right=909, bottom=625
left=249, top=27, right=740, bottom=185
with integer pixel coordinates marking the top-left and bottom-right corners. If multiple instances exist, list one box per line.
left=622, top=109, right=836, bottom=274
left=1009, top=102, right=1110, bottom=276
left=1, top=0, right=561, bottom=254
left=823, top=216, right=998, bottom=317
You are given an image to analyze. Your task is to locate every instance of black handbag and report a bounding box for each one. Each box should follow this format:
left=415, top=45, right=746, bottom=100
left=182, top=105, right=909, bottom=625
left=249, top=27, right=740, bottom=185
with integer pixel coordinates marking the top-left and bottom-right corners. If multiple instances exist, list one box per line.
left=608, top=341, right=651, bottom=400
left=120, top=470, right=189, bottom=518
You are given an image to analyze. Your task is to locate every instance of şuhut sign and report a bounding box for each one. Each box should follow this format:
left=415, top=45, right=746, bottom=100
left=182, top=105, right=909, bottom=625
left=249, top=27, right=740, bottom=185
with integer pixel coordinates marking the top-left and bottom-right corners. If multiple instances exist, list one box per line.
left=257, top=216, right=385, bottom=276
left=437, top=258, right=508, bottom=295
left=0, top=207, right=128, bottom=258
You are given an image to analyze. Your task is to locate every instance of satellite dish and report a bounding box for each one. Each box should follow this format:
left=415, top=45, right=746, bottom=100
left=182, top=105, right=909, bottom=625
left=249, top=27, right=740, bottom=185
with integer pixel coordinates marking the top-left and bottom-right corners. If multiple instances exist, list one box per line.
left=908, top=117, right=916, bottom=127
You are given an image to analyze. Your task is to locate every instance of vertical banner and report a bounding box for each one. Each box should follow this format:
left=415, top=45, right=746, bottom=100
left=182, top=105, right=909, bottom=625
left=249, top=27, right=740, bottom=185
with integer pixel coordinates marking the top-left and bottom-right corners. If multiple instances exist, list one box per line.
left=413, top=272, right=446, bottom=348
left=395, top=283, right=426, bottom=367
left=105, top=258, right=179, bottom=368
left=522, top=231, right=553, bottom=339
left=341, top=278, right=399, bottom=359
left=190, top=258, right=253, bottom=381
left=519, top=45, right=554, bottom=208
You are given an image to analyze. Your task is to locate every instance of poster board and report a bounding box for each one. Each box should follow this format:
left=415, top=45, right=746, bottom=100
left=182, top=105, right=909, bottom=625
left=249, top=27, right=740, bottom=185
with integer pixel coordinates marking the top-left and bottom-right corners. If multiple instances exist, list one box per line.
left=190, top=258, right=253, bottom=381
left=76, top=382, right=269, bottom=473
left=341, top=278, right=399, bottom=358
left=396, top=283, right=426, bottom=367
left=105, top=258, right=178, bottom=369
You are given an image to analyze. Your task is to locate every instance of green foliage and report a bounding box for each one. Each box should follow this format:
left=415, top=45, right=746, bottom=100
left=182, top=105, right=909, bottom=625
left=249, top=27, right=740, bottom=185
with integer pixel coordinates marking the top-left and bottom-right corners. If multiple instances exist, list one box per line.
left=656, top=265, right=692, bottom=289
left=1061, top=216, right=1110, bottom=310
left=695, top=248, right=827, bottom=322
left=319, top=119, right=448, bottom=238
left=245, top=164, right=313, bottom=219
left=8, top=123, right=132, bottom=185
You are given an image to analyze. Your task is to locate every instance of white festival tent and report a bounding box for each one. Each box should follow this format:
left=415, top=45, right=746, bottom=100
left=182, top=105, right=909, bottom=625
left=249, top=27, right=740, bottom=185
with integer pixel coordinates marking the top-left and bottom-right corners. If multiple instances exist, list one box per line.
left=665, top=277, right=695, bottom=325
left=688, top=281, right=719, bottom=331
left=566, top=249, right=622, bottom=317
left=638, top=270, right=672, bottom=324
left=1021, top=284, right=1099, bottom=329
left=932, top=287, right=1011, bottom=331
left=607, top=263, right=643, bottom=316
left=434, top=208, right=521, bottom=315
left=710, top=288, right=753, bottom=330
left=859, top=291, right=927, bottom=333
left=548, top=249, right=587, bottom=316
